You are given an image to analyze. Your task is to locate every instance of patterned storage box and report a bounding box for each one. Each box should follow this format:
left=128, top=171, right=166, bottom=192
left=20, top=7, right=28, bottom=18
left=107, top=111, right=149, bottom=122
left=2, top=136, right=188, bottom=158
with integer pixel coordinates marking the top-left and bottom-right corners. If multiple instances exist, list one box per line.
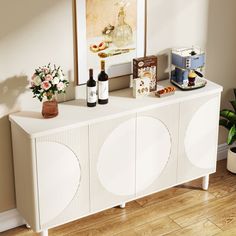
left=133, top=77, right=150, bottom=98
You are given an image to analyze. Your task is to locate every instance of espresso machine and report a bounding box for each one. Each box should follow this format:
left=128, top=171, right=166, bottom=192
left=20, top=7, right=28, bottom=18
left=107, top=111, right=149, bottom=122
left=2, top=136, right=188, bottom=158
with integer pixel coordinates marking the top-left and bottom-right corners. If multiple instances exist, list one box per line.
left=170, top=47, right=207, bottom=90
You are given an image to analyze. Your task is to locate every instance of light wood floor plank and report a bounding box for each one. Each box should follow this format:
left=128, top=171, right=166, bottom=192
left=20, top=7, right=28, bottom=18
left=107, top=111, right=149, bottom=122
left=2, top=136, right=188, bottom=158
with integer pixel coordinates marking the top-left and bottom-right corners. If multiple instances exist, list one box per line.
left=169, top=191, right=236, bottom=228
left=64, top=206, right=172, bottom=236
left=164, top=219, right=222, bottom=236
left=61, top=190, right=214, bottom=236
left=208, top=205, right=236, bottom=231
left=51, top=201, right=141, bottom=235
left=208, top=175, right=236, bottom=198
left=115, top=216, right=181, bottom=236
left=1, top=227, right=37, bottom=236
left=135, top=186, right=192, bottom=208
left=214, top=227, right=236, bottom=236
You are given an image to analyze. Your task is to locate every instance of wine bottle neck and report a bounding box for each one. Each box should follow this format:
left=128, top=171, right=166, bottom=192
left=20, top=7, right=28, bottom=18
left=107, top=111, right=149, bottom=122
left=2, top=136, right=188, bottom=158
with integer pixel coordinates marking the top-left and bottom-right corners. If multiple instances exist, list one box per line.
left=101, top=60, right=105, bottom=71
left=89, top=69, right=93, bottom=79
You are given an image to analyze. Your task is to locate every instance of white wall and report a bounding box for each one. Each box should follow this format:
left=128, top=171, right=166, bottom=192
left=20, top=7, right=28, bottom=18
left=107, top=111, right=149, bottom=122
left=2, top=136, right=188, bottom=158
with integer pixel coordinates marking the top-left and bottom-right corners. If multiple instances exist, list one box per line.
left=147, top=0, right=209, bottom=80
left=147, top=0, right=236, bottom=145
left=206, top=0, right=236, bottom=144
left=0, top=0, right=75, bottom=212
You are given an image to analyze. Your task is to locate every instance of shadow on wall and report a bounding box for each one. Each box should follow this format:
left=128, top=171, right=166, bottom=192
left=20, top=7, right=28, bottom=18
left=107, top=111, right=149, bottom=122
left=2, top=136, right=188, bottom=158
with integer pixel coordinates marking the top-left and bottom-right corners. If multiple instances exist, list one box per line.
left=0, top=115, right=15, bottom=210
left=57, top=70, right=76, bottom=102
left=157, top=48, right=172, bottom=81
left=0, top=75, right=28, bottom=111
left=0, top=75, right=28, bottom=211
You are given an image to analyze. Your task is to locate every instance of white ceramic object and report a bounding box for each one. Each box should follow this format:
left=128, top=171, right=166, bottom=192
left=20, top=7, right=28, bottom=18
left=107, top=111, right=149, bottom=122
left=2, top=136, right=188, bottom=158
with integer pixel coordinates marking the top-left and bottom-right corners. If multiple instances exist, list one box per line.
left=227, top=148, right=236, bottom=173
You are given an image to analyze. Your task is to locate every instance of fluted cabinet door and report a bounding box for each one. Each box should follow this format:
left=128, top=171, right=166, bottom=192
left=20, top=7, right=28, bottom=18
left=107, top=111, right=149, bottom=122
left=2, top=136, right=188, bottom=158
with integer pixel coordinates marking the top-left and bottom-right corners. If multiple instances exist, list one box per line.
left=177, top=94, right=221, bottom=183
left=136, top=104, right=179, bottom=197
left=90, top=115, right=136, bottom=212
left=36, top=127, right=89, bottom=229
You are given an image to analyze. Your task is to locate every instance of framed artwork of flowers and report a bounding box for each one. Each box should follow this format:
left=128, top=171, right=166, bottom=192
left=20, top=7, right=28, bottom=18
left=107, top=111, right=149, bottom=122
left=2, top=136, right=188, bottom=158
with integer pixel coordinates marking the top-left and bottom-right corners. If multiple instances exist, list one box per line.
left=76, top=0, right=146, bottom=85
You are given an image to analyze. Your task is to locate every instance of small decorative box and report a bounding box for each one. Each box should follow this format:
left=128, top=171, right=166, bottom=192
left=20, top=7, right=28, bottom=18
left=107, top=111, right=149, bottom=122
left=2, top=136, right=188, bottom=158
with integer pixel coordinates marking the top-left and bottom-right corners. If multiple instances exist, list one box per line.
left=133, top=56, right=158, bottom=91
left=133, top=77, right=150, bottom=98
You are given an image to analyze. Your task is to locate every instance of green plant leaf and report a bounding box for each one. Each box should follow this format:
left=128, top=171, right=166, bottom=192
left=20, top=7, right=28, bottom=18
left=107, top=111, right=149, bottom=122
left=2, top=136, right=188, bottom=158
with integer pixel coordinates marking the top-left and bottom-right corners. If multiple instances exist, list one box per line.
left=220, top=109, right=236, bottom=124
left=227, top=125, right=236, bottom=145
left=219, top=119, right=233, bottom=130
left=231, top=101, right=236, bottom=112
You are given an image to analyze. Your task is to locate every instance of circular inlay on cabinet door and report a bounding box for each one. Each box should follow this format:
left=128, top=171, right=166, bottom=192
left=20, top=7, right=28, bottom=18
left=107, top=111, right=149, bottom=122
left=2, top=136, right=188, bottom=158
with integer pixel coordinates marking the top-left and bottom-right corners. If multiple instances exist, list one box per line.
left=184, top=97, right=219, bottom=169
left=136, top=116, right=171, bottom=193
left=37, top=141, right=81, bottom=225
left=97, top=118, right=136, bottom=196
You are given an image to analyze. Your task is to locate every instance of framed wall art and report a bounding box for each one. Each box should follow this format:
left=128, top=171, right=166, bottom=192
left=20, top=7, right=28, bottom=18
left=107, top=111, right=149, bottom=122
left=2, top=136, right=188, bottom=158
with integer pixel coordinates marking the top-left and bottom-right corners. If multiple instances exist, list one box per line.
left=76, top=0, right=146, bottom=85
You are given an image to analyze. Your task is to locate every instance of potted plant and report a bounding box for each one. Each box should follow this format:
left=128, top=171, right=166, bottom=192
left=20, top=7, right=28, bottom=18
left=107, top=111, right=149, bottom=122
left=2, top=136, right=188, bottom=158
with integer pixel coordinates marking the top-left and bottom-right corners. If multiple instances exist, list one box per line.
left=220, top=88, right=236, bottom=173
left=30, top=64, right=69, bottom=118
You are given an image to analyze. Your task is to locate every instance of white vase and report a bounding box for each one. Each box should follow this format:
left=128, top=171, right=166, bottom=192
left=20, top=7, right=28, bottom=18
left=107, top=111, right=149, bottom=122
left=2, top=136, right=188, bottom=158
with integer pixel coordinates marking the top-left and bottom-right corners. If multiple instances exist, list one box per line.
left=227, top=148, right=236, bottom=173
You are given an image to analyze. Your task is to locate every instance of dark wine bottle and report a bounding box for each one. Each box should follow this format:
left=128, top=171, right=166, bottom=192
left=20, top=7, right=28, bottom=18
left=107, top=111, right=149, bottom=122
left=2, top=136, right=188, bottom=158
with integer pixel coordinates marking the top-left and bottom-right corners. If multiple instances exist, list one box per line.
left=98, top=60, right=109, bottom=104
left=86, top=69, right=97, bottom=107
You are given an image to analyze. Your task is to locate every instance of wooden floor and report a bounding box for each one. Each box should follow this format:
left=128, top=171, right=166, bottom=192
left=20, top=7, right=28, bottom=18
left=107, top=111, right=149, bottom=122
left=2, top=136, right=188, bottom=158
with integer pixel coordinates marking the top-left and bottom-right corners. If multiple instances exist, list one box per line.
left=3, top=159, right=236, bottom=236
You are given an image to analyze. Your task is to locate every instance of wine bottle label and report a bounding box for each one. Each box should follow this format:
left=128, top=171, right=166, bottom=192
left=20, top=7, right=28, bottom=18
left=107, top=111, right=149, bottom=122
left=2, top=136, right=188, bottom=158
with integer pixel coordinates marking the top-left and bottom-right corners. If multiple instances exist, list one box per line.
left=87, top=86, right=97, bottom=103
left=98, top=81, right=109, bottom=100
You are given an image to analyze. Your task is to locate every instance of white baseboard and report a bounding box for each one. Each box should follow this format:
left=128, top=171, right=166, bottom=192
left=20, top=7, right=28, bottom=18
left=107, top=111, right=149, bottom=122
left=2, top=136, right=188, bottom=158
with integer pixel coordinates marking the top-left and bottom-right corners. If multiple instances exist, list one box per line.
left=0, top=144, right=229, bottom=233
left=0, top=209, right=24, bottom=233
left=217, top=143, right=228, bottom=161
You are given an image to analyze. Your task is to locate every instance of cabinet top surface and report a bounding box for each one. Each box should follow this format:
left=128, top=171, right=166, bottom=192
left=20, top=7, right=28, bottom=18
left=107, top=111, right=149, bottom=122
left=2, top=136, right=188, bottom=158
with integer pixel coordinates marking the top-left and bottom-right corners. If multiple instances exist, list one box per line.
left=9, top=79, right=222, bottom=138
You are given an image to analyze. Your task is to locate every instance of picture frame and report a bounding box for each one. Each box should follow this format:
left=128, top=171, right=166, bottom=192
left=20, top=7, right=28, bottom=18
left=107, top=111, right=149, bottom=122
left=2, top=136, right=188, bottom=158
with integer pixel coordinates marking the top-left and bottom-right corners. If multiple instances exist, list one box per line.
left=75, top=0, right=146, bottom=85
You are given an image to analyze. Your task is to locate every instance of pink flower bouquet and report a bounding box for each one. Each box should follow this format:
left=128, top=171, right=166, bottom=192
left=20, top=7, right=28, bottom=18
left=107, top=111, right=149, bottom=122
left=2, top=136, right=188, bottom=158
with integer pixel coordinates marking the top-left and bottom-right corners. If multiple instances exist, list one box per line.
left=30, top=64, right=69, bottom=102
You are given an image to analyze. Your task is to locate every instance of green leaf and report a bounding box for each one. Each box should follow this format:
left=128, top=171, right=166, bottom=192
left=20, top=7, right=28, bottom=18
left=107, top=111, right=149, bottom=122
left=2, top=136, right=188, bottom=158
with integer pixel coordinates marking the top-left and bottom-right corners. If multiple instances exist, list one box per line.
left=228, top=136, right=236, bottom=146
left=231, top=101, right=236, bottom=112
left=227, top=125, right=236, bottom=145
left=220, top=119, right=233, bottom=130
left=220, top=109, right=236, bottom=124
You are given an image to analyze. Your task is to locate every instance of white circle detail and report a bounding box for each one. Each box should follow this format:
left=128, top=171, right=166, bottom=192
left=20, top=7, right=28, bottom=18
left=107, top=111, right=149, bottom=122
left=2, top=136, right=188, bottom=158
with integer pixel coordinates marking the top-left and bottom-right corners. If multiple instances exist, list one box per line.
left=185, top=98, right=219, bottom=169
left=37, top=141, right=81, bottom=225
left=97, top=119, right=136, bottom=196
left=136, top=116, right=171, bottom=193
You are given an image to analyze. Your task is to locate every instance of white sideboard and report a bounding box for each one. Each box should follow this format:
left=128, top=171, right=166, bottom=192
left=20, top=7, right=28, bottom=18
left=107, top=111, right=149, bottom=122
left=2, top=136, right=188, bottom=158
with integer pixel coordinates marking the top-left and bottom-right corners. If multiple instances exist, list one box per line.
left=9, top=80, right=222, bottom=236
